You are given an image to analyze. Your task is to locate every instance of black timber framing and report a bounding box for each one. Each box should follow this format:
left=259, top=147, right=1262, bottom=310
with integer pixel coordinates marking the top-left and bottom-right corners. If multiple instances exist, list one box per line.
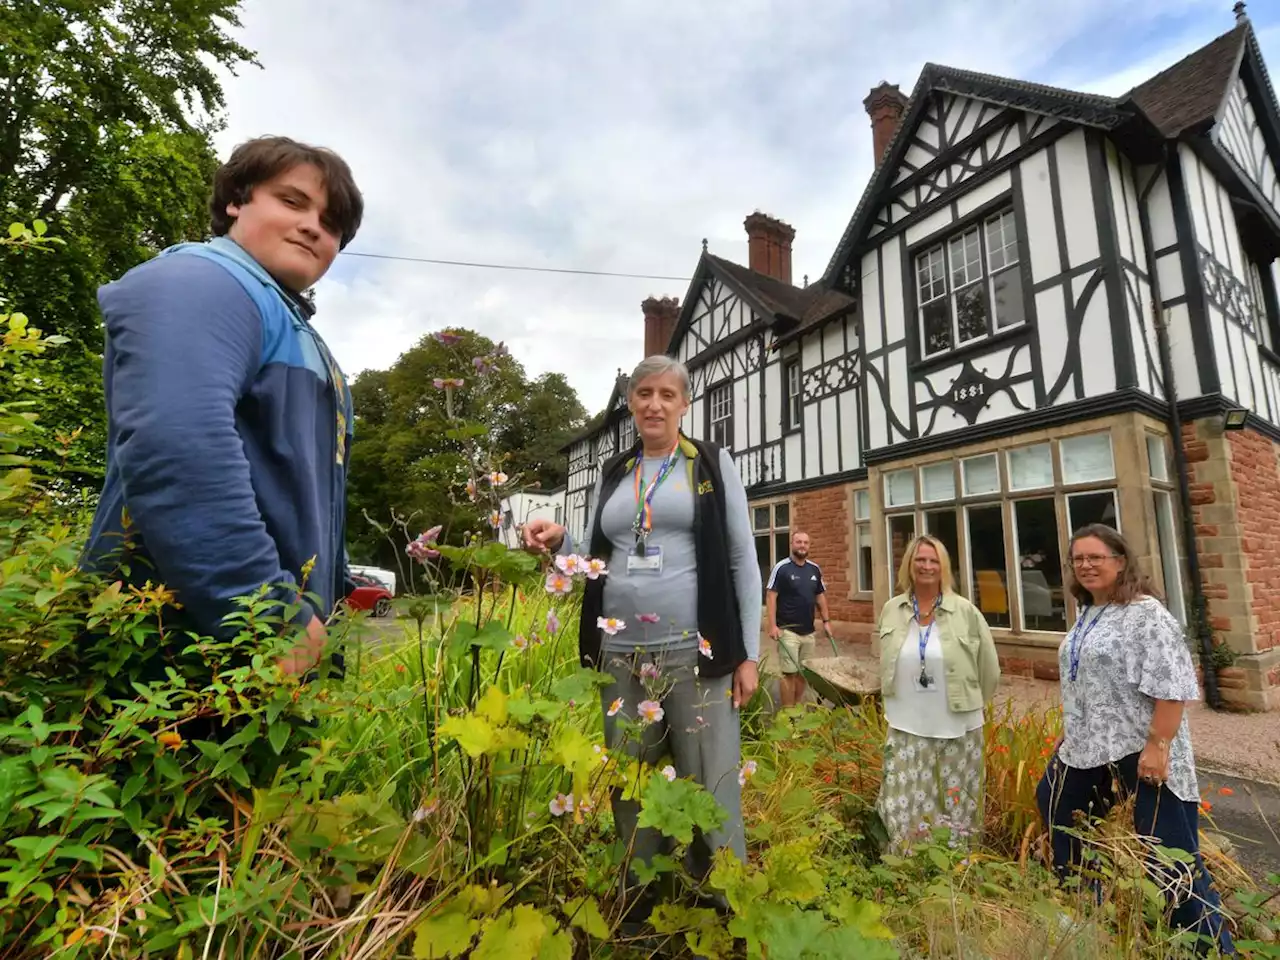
left=1087, top=129, right=1138, bottom=390
left=1166, top=148, right=1222, bottom=395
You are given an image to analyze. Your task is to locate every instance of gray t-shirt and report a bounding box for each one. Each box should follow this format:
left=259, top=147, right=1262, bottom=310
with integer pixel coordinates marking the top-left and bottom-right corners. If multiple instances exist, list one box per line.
left=566, top=447, right=761, bottom=659
left=1057, top=596, right=1201, bottom=802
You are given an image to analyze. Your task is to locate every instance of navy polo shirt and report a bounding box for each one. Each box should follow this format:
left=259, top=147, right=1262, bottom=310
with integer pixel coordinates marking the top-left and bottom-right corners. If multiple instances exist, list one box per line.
left=767, top=558, right=826, bottom=634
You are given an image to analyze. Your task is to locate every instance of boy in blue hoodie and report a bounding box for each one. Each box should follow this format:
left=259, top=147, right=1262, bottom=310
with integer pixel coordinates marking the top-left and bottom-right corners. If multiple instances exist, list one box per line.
left=83, top=136, right=364, bottom=676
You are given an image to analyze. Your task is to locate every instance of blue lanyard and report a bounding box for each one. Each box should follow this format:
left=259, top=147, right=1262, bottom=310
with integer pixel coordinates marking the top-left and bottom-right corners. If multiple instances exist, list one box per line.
left=912, top=593, right=942, bottom=666
left=1067, top=603, right=1111, bottom=681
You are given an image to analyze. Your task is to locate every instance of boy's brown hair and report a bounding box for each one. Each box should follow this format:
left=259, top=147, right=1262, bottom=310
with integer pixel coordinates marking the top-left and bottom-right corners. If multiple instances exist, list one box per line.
left=211, top=136, right=364, bottom=249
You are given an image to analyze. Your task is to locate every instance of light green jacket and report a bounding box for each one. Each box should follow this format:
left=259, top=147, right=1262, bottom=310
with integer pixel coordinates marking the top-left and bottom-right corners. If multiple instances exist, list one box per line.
left=877, top=591, right=1000, bottom=713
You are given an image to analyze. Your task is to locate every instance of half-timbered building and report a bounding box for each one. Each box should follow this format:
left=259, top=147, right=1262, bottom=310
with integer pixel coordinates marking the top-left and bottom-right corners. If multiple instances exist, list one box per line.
left=564, top=7, right=1280, bottom=710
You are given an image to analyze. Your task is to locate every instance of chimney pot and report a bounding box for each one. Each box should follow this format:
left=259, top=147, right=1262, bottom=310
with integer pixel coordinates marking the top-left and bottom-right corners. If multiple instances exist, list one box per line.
left=743, top=211, right=796, bottom=284
left=641, top=295, right=681, bottom=357
left=863, top=82, right=910, bottom=166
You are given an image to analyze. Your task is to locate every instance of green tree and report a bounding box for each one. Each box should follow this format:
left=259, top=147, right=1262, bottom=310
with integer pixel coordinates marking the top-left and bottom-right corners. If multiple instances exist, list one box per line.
left=346, top=330, right=586, bottom=569
left=0, top=1, right=257, bottom=484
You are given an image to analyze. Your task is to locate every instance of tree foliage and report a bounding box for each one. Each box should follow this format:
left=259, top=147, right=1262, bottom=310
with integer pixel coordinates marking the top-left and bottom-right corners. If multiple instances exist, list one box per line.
left=0, top=1, right=258, bottom=484
left=346, top=329, right=586, bottom=568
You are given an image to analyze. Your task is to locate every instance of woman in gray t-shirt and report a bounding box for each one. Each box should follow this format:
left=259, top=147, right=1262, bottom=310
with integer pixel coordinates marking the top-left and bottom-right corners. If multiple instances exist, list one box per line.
left=1036, top=524, right=1233, bottom=955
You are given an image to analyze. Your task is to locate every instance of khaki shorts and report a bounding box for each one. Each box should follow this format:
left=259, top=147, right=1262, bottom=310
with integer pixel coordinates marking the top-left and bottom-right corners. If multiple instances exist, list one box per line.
left=777, top=629, right=815, bottom=675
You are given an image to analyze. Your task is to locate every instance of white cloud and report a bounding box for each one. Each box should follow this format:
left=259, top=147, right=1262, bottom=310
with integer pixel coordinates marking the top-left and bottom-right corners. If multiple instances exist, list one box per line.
left=212, top=0, right=1275, bottom=412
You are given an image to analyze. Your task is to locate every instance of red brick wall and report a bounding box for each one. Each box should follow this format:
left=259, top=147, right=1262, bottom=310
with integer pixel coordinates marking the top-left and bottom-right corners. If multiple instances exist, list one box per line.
left=1227, top=428, right=1280, bottom=654
left=792, top=486, right=873, bottom=624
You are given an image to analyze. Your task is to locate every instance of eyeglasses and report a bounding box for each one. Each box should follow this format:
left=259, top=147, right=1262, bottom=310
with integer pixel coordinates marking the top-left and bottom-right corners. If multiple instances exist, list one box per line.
left=1069, top=553, right=1118, bottom=568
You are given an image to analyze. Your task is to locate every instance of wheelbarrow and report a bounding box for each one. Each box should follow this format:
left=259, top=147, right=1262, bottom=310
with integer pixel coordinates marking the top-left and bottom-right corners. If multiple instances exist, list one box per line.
left=801, top=655, right=882, bottom=708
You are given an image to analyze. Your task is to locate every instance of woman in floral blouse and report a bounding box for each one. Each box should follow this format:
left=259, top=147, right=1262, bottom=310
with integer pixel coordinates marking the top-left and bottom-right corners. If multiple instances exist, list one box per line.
left=1036, top=524, right=1233, bottom=955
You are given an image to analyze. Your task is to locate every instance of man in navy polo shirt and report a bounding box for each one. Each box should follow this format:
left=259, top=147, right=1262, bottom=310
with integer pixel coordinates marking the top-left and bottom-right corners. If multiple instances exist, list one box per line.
left=766, top=531, right=834, bottom=706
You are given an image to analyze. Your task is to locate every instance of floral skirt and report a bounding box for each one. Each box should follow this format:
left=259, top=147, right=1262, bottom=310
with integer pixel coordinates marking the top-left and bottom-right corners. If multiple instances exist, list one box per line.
left=875, top=726, right=985, bottom=852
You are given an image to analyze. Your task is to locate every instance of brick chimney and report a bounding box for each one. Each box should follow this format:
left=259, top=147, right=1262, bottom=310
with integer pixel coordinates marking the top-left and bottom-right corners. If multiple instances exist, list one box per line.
left=642, top=295, right=680, bottom=357
left=864, top=81, right=909, bottom=166
left=743, top=212, right=796, bottom=284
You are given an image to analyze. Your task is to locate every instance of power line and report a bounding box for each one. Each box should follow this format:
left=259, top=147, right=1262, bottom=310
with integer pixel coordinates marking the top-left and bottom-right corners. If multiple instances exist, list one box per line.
left=340, top=249, right=691, bottom=282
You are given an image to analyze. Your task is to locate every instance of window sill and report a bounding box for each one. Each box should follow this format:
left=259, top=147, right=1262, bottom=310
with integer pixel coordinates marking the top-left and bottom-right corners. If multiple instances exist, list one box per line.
left=912, top=325, right=1030, bottom=376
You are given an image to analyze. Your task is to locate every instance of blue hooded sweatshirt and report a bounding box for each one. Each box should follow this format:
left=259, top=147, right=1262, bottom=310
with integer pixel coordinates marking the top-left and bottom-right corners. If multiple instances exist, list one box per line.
left=83, top=236, right=354, bottom=639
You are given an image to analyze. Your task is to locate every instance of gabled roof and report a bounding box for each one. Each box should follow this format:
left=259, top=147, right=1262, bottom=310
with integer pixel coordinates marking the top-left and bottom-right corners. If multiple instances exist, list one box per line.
left=820, top=64, right=1135, bottom=283
left=667, top=252, right=856, bottom=355
left=1128, top=24, right=1249, bottom=137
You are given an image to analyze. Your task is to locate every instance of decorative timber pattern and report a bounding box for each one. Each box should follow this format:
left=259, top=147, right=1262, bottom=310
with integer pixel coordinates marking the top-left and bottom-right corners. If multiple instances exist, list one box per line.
left=1218, top=76, right=1280, bottom=218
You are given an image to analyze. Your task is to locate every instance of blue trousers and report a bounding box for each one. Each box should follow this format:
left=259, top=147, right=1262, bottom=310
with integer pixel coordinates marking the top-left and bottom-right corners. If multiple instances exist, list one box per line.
left=1036, top=751, right=1234, bottom=955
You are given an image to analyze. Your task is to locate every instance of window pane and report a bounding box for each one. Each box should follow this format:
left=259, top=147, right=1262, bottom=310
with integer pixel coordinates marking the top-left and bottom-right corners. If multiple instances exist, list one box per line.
left=1067, top=490, right=1118, bottom=533
left=884, top=469, right=916, bottom=507
left=753, top=506, right=770, bottom=531
left=962, top=454, right=1000, bottom=496
left=888, top=514, right=916, bottom=586
left=967, top=504, right=1010, bottom=628
left=949, top=228, right=982, bottom=288
left=1147, top=434, right=1169, bottom=482
left=774, top=503, right=790, bottom=529
left=854, top=489, right=870, bottom=520
left=1060, top=432, right=1115, bottom=484
left=992, top=266, right=1025, bottom=330
left=917, top=246, right=946, bottom=302
left=1013, top=498, right=1067, bottom=631
left=955, top=283, right=989, bottom=343
left=921, top=462, right=955, bottom=502
left=756, top=534, right=772, bottom=588
left=774, top=531, right=789, bottom=569
left=856, top=522, right=873, bottom=592
left=925, top=509, right=961, bottom=594
left=985, top=210, right=1019, bottom=272
left=1008, top=444, right=1053, bottom=490
left=922, top=299, right=952, bottom=355
left=1154, top=491, right=1186, bottom=623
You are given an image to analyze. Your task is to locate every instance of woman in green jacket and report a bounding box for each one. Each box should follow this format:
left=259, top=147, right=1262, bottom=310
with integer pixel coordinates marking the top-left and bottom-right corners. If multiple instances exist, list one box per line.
left=875, top=535, right=1000, bottom=851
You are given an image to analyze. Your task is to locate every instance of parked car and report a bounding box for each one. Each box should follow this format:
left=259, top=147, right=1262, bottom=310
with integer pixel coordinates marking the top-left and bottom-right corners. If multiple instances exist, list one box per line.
left=349, top=564, right=397, bottom=596
left=345, top=573, right=394, bottom=618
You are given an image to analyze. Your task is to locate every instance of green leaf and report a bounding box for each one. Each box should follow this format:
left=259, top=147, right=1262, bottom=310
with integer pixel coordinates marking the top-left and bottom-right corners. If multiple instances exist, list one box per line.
left=536, top=928, right=573, bottom=960
left=32, top=220, right=46, bottom=237
left=7, top=223, right=22, bottom=239
left=437, top=714, right=526, bottom=758
left=926, top=847, right=949, bottom=873
left=565, top=896, right=610, bottom=940
left=637, top=774, right=727, bottom=846
left=268, top=721, right=290, bottom=755
left=828, top=896, right=895, bottom=940
left=7, top=835, right=61, bottom=861
left=413, top=910, right=480, bottom=959
left=472, top=905, right=555, bottom=960
left=154, top=754, right=183, bottom=782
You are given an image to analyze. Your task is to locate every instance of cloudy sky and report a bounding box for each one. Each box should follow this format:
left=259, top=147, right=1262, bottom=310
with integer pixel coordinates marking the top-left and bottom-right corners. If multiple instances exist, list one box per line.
left=213, top=0, right=1280, bottom=414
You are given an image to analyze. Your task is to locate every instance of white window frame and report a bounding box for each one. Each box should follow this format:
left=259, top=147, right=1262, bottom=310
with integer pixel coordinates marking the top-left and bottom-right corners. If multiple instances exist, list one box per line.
left=784, top=359, right=802, bottom=431
left=708, top=382, right=733, bottom=449
left=618, top=415, right=636, bottom=451
left=853, top=489, right=872, bottom=594
left=917, top=206, right=1025, bottom=359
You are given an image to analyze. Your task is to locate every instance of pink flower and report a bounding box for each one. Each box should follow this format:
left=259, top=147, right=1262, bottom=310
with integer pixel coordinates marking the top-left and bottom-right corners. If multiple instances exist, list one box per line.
left=433, top=331, right=462, bottom=346
left=660, top=765, right=677, bottom=782
left=413, top=797, right=439, bottom=821
left=424, top=525, right=443, bottom=541
left=512, top=634, right=529, bottom=652
left=607, top=698, right=623, bottom=717
left=406, top=528, right=442, bottom=563
left=465, top=478, right=478, bottom=500
left=473, top=355, right=494, bottom=374
left=597, top=617, right=626, bottom=636
left=545, top=609, right=561, bottom=634
left=639, top=662, right=661, bottom=681
left=433, top=377, right=465, bottom=390
left=738, top=760, right=758, bottom=786
left=545, top=572, right=572, bottom=596
left=578, top=794, right=595, bottom=813
left=637, top=700, right=664, bottom=725
left=487, top=471, right=508, bottom=486
left=549, top=793, right=574, bottom=817
left=488, top=510, right=502, bottom=528
left=583, top=558, right=608, bottom=580
left=636, top=613, right=661, bottom=624
left=698, top=635, right=713, bottom=659
left=555, top=554, right=585, bottom=576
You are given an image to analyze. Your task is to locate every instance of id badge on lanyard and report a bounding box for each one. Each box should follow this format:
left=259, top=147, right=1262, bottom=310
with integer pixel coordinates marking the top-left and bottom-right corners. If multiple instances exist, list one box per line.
left=629, top=442, right=677, bottom=575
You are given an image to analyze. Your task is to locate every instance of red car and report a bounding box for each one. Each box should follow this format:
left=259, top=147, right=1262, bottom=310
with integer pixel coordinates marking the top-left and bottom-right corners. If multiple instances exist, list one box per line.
left=345, top=573, right=394, bottom=618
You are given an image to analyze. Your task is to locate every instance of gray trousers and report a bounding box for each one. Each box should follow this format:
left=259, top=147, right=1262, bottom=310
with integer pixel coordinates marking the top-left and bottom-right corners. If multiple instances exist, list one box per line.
left=599, top=645, right=746, bottom=885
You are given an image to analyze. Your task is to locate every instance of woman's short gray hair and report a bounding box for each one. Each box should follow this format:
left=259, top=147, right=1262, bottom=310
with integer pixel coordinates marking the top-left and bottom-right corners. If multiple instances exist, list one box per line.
left=628, top=355, right=691, bottom=399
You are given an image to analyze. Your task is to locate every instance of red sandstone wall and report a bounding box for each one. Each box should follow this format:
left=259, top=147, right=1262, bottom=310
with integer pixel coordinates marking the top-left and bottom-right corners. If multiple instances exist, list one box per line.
left=791, top=486, right=874, bottom=625
left=1227, top=429, right=1280, bottom=654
